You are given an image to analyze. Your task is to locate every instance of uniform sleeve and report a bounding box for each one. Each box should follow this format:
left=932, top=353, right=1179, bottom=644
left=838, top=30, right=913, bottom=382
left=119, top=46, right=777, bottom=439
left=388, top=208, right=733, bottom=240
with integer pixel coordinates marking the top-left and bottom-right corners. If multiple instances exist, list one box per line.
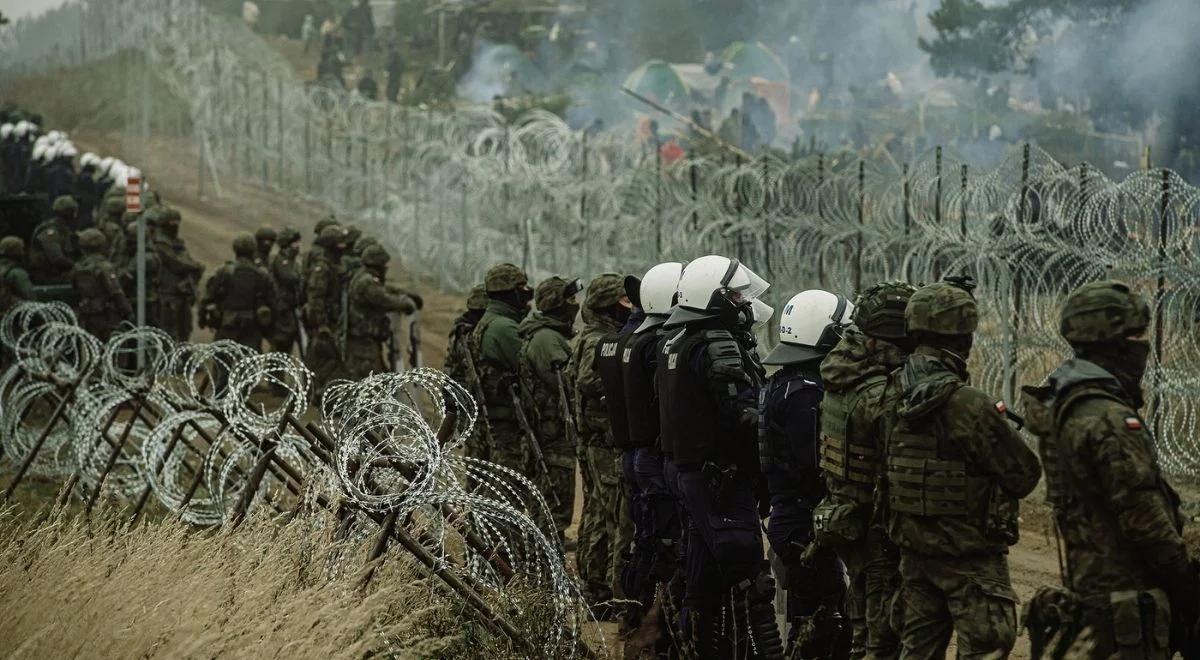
left=364, top=280, right=416, bottom=315
left=486, top=318, right=522, bottom=373
left=201, top=268, right=223, bottom=307
left=697, top=335, right=758, bottom=430
left=956, top=387, right=1041, bottom=499
left=37, top=230, right=73, bottom=270
left=1072, top=402, right=1191, bottom=584
left=304, top=265, right=331, bottom=327
left=528, top=331, right=570, bottom=387
left=102, top=264, right=133, bottom=317
left=8, top=268, right=34, bottom=301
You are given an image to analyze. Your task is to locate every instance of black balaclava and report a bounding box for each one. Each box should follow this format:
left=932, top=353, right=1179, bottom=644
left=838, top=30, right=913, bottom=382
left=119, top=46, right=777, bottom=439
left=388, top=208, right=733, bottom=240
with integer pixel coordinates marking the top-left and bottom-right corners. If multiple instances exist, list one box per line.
left=915, top=331, right=973, bottom=380
left=1074, top=339, right=1151, bottom=408
left=491, top=287, right=533, bottom=310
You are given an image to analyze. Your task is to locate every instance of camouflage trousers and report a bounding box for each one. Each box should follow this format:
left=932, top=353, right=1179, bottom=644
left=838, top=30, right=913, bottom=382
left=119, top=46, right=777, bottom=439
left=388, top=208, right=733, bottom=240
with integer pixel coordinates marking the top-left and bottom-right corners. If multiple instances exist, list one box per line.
left=303, top=330, right=345, bottom=402
left=160, top=296, right=193, bottom=342
left=577, top=442, right=622, bottom=593
left=837, top=528, right=901, bottom=660
left=533, top=445, right=576, bottom=537
left=488, top=420, right=526, bottom=476
left=897, top=552, right=1018, bottom=660
left=343, top=337, right=385, bottom=381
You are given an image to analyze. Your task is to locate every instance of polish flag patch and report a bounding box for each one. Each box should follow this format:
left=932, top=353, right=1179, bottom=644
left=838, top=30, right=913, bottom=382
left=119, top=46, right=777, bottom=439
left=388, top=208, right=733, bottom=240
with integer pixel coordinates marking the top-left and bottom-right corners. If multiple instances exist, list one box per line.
left=994, top=401, right=1008, bottom=415
left=1125, top=417, right=1143, bottom=430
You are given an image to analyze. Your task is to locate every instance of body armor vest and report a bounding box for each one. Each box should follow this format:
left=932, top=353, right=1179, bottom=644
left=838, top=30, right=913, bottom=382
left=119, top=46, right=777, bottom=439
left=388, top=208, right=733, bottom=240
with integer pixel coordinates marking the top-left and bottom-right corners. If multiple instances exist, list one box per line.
left=656, top=328, right=686, bottom=459
left=819, top=374, right=887, bottom=506
left=348, top=270, right=391, bottom=341
left=596, top=331, right=634, bottom=449
left=661, top=329, right=753, bottom=470
left=885, top=385, right=989, bottom=518
left=72, top=255, right=112, bottom=314
left=622, top=329, right=662, bottom=449
left=757, top=370, right=822, bottom=498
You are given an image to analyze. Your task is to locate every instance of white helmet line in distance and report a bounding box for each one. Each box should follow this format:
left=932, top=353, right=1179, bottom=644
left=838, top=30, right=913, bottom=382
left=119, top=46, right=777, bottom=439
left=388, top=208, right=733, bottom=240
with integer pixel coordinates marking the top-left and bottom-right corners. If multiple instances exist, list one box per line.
left=667, top=254, right=771, bottom=327
left=635, top=261, right=684, bottom=333
left=0, top=124, right=11, bottom=140
left=763, top=289, right=855, bottom=365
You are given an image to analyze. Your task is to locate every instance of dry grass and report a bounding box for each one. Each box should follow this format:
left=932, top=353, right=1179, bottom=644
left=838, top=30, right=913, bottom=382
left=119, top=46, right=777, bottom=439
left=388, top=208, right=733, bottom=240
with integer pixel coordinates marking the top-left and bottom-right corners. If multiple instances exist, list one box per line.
left=0, top=504, right=535, bottom=659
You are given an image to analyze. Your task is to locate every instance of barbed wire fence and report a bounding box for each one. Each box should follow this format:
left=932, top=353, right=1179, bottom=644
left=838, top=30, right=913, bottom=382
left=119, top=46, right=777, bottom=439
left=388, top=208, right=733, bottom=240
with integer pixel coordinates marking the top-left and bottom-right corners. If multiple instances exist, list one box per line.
left=4, top=0, right=1200, bottom=477
left=0, top=301, right=595, bottom=656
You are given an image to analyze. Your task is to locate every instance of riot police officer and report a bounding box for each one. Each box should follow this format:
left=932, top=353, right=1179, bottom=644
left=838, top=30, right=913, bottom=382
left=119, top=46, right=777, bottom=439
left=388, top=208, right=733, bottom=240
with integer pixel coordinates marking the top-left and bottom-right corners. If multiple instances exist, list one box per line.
left=759, top=289, right=855, bottom=658
left=658, top=254, right=783, bottom=658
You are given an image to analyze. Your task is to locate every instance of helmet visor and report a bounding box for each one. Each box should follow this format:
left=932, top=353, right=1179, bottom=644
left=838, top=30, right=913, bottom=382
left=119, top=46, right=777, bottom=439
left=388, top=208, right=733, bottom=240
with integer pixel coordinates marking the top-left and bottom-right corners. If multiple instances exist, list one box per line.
left=723, top=259, right=770, bottom=300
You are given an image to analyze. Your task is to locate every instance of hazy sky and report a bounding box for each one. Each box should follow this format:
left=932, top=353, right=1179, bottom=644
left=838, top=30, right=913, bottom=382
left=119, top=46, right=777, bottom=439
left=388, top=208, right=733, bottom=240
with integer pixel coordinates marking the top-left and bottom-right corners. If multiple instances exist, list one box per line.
left=4, top=0, right=70, bottom=20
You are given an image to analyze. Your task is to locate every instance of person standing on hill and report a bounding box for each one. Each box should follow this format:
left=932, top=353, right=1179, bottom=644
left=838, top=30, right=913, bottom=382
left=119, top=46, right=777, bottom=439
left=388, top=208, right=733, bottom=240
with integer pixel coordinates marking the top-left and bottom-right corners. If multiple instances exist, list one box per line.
left=70, top=229, right=132, bottom=342
left=156, top=207, right=204, bottom=341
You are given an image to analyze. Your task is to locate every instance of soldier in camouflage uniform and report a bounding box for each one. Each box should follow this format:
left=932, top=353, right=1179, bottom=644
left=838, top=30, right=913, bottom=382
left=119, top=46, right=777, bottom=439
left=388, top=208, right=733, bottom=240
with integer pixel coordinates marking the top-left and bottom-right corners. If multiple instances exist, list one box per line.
left=303, top=224, right=352, bottom=397
left=567, top=273, right=631, bottom=607
left=816, top=281, right=915, bottom=660
left=517, top=275, right=581, bottom=537
left=254, top=226, right=276, bottom=268
left=95, top=197, right=127, bottom=261
left=881, top=278, right=1041, bottom=659
left=156, top=207, right=204, bottom=341
left=469, top=263, right=533, bottom=474
left=29, top=195, right=80, bottom=285
left=269, top=227, right=303, bottom=357
left=198, top=234, right=275, bottom=351
left=344, top=245, right=416, bottom=380
left=69, top=229, right=133, bottom=341
left=1022, top=281, right=1199, bottom=659
left=445, top=284, right=490, bottom=463
left=0, top=237, right=35, bottom=317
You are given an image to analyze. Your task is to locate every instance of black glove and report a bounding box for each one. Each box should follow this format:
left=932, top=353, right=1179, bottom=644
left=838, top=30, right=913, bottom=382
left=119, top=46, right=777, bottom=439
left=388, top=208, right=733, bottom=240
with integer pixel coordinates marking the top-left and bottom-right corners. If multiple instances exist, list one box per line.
left=410, top=293, right=424, bottom=310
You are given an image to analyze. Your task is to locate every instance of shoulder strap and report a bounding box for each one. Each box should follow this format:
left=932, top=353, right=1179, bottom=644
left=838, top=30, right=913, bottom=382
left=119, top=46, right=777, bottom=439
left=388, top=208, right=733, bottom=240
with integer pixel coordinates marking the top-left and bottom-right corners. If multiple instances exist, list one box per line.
left=1052, top=384, right=1127, bottom=435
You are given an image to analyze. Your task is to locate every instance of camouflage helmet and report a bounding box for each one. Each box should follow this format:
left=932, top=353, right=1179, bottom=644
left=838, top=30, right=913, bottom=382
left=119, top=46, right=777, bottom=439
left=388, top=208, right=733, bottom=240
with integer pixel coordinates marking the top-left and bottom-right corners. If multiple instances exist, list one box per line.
left=484, top=263, right=528, bottom=293
left=315, top=225, right=349, bottom=248
left=232, top=233, right=257, bottom=257
left=535, top=276, right=580, bottom=313
left=905, top=279, right=978, bottom=336
left=1060, top=280, right=1150, bottom=344
left=344, top=225, right=363, bottom=245
left=277, top=226, right=301, bottom=246
left=361, top=244, right=391, bottom=268
left=353, top=235, right=379, bottom=255
left=0, top=236, right=24, bottom=260
left=585, top=273, right=627, bottom=311
left=78, top=228, right=107, bottom=251
left=466, top=284, right=489, bottom=311
left=103, top=197, right=125, bottom=217
left=255, top=226, right=277, bottom=242
left=853, top=280, right=917, bottom=341
left=159, top=207, right=182, bottom=224
left=51, top=195, right=78, bottom=217
left=313, top=215, right=339, bottom=235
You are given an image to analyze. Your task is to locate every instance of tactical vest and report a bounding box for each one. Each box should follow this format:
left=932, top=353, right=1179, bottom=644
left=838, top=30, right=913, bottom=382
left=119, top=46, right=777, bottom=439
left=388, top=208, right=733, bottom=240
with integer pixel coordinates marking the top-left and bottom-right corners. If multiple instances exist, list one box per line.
left=757, top=370, right=822, bottom=495
left=596, top=330, right=635, bottom=449
left=622, top=329, right=662, bottom=449
left=518, top=327, right=567, bottom=439
left=885, top=384, right=989, bottom=518
left=348, top=270, right=392, bottom=341
left=819, top=374, right=887, bottom=506
left=656, top=328, right=686, bottom=459
left=217, top=261, right=264, bottom=329
left=661, top=329, right=752, bottom=470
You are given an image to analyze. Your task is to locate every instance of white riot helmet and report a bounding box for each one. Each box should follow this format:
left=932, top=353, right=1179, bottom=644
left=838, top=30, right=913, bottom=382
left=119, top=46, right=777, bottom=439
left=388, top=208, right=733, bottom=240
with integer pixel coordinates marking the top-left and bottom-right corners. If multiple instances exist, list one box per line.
left=98, top=156, right=114, bottom=177
left=763, top=289, right=855, bottom=365
left=27, top=122, right=39, bottom=137
left=80, top=152, right=100, bottom=169
left=666, top=254, right=771, bottom=327
left=31, top=143, right=48, bottom=163
left=13, top=121, right=29, bottom=138
left=635, top=261, right=684, bottom=333
left=58, top=143, right=78, bottom=160
left=47, top=130, right=65, bottom=142
left=0, top=124, right=11, bottom=140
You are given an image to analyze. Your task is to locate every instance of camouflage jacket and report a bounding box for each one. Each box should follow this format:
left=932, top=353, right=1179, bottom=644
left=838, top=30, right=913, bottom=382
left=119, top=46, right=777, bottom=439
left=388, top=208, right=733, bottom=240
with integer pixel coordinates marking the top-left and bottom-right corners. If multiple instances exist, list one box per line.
left=155, top=234, right=203, bottom=302
left=200, top=257, right=274, bottom=330
left=1030, top=359, right=1190, bottom=598
left=444, top=310, right=483, bottom=392
left=347, top=267, right=415, bottom=341
left=883, top=346, right=1041, bottom=558
left=270, top=247, right=303, bottom=309
left=303, top=245, right=341, bottom=331
left=816, top=326, right=906, bottom=542
left=0, top=259, right=34, bottom=316
left=518, top=311, right=574, bottom=447
left=70, top=253, right=132, bottom=319
left=469, top=298, right=526, bottom=422
left=28, top=218, right=77, bottom=284
left=567, top=307, right=622, bottom=447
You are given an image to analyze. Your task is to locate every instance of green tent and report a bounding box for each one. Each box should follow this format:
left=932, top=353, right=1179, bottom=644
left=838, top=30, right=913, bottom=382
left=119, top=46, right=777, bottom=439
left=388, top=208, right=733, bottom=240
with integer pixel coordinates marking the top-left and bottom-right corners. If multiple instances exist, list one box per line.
left=723, top=41, right=789, bottom=82
left=623, top=59, right=690, bottom=108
